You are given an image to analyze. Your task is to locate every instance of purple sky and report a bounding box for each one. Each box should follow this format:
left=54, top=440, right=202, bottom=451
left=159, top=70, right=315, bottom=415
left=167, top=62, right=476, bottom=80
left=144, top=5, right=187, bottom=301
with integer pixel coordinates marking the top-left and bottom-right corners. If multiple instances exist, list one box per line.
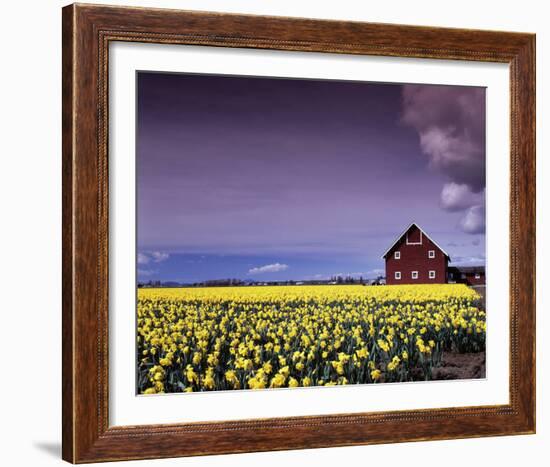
left=137, top=72, right=486, bottom=282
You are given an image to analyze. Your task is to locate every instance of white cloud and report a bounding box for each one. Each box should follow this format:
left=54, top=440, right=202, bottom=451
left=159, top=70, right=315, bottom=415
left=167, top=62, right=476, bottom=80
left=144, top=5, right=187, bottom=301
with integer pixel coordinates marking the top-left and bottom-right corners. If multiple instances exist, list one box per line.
left=137, top=268, right=158, bottom=276
left=248, top=263, right=289, bottom=275
left=450, top=254, right=486, bottom=266
left=459, top=205, right=486, bottom=234
left=150, top=251, right=170, bottom=263
left=137, top=253, right=150, bottom=265
left=137, top=251, right=170, bottom=265
left=440, top=183, right=484, bottom=212
left=439, top=183, right=486, bottom=235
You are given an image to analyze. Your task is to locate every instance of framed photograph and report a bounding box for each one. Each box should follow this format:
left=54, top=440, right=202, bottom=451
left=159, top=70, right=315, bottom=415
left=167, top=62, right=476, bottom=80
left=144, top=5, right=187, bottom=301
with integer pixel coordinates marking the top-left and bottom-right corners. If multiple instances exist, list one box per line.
left=62, top=3, right=535, bottom=463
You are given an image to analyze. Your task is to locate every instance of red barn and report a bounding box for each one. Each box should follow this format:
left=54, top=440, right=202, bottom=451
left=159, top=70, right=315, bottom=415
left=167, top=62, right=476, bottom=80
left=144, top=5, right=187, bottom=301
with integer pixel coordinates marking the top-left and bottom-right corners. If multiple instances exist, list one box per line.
left=383, top=223, right=450, bottom=285
left=448, top=266, right=486, bottom=286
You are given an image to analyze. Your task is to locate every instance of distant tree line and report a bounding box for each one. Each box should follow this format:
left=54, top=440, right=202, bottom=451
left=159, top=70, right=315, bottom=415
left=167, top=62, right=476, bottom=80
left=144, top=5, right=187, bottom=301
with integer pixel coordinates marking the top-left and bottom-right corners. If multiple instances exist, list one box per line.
left=197, top=278, right=244, bottom=287
left=138, top=275, right=386, bottom=288
left=330, top=275, right=365, bottom=284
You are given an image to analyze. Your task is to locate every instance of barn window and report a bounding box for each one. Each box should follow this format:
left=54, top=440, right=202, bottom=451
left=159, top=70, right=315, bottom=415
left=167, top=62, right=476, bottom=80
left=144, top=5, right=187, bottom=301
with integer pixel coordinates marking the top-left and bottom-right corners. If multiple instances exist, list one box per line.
left=394, top=251, right=400, bottom=260
left=394, top=271, right=401, bottom=280
left=428, top=250, right=435, bottom=258
left=475, top=273, right=481, bottom=279
left=411, top=271, right=418, bottom=279
left=429, top=270, right=436, bottom=279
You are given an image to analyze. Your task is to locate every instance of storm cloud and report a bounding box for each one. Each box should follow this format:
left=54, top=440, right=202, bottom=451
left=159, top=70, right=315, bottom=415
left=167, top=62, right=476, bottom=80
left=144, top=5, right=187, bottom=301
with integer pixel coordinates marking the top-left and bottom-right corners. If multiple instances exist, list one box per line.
left=402, top=85, right=486, bottom=233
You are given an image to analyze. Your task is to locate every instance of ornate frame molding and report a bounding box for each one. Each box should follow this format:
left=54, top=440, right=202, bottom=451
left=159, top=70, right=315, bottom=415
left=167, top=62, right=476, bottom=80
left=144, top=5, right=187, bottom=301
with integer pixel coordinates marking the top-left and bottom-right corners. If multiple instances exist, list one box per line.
left=62, top=4, right=535, bottom=463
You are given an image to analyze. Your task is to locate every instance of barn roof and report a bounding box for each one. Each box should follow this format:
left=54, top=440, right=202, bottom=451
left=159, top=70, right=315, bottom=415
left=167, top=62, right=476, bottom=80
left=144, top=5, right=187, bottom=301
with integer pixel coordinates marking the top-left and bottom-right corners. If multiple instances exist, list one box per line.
left=381, top=222, right=451, bottom=260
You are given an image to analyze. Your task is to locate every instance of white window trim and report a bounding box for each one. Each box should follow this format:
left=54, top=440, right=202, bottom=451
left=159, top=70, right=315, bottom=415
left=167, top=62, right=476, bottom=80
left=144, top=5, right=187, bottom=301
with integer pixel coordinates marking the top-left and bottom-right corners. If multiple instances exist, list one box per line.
left=406, top=230, right=423, bottom=245
left=429, top=270, right=436, bottom=279
left=411, top=271, right=418, bottom=280
left=394, top=251, right=400, bottom=259
left=394, top=271, right=401, bottom=280
left=428, top=250, right=435, bottom=258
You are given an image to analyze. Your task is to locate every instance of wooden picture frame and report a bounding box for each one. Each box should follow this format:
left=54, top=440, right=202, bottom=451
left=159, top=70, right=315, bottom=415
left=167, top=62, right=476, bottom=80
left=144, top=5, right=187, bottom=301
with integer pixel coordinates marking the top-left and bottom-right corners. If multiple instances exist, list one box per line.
left=62, top=3, right=535, bottom=463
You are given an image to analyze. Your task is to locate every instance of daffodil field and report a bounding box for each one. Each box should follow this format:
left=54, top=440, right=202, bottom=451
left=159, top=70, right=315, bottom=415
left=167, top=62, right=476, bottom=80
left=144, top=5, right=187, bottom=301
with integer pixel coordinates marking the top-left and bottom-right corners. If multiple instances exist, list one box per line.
left=137, top=284, right=485, bottom=394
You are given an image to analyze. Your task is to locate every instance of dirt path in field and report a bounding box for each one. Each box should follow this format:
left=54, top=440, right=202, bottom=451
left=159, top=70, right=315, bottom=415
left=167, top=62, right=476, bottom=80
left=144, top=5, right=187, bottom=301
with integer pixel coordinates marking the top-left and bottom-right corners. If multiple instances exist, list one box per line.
left=432, top=351, right=486, bottom=380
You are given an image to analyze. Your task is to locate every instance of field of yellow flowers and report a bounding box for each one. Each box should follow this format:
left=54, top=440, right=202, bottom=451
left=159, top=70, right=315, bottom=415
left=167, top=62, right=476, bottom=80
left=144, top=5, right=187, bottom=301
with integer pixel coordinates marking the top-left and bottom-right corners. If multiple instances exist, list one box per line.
left=137, top=284, right=485, bottom=394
